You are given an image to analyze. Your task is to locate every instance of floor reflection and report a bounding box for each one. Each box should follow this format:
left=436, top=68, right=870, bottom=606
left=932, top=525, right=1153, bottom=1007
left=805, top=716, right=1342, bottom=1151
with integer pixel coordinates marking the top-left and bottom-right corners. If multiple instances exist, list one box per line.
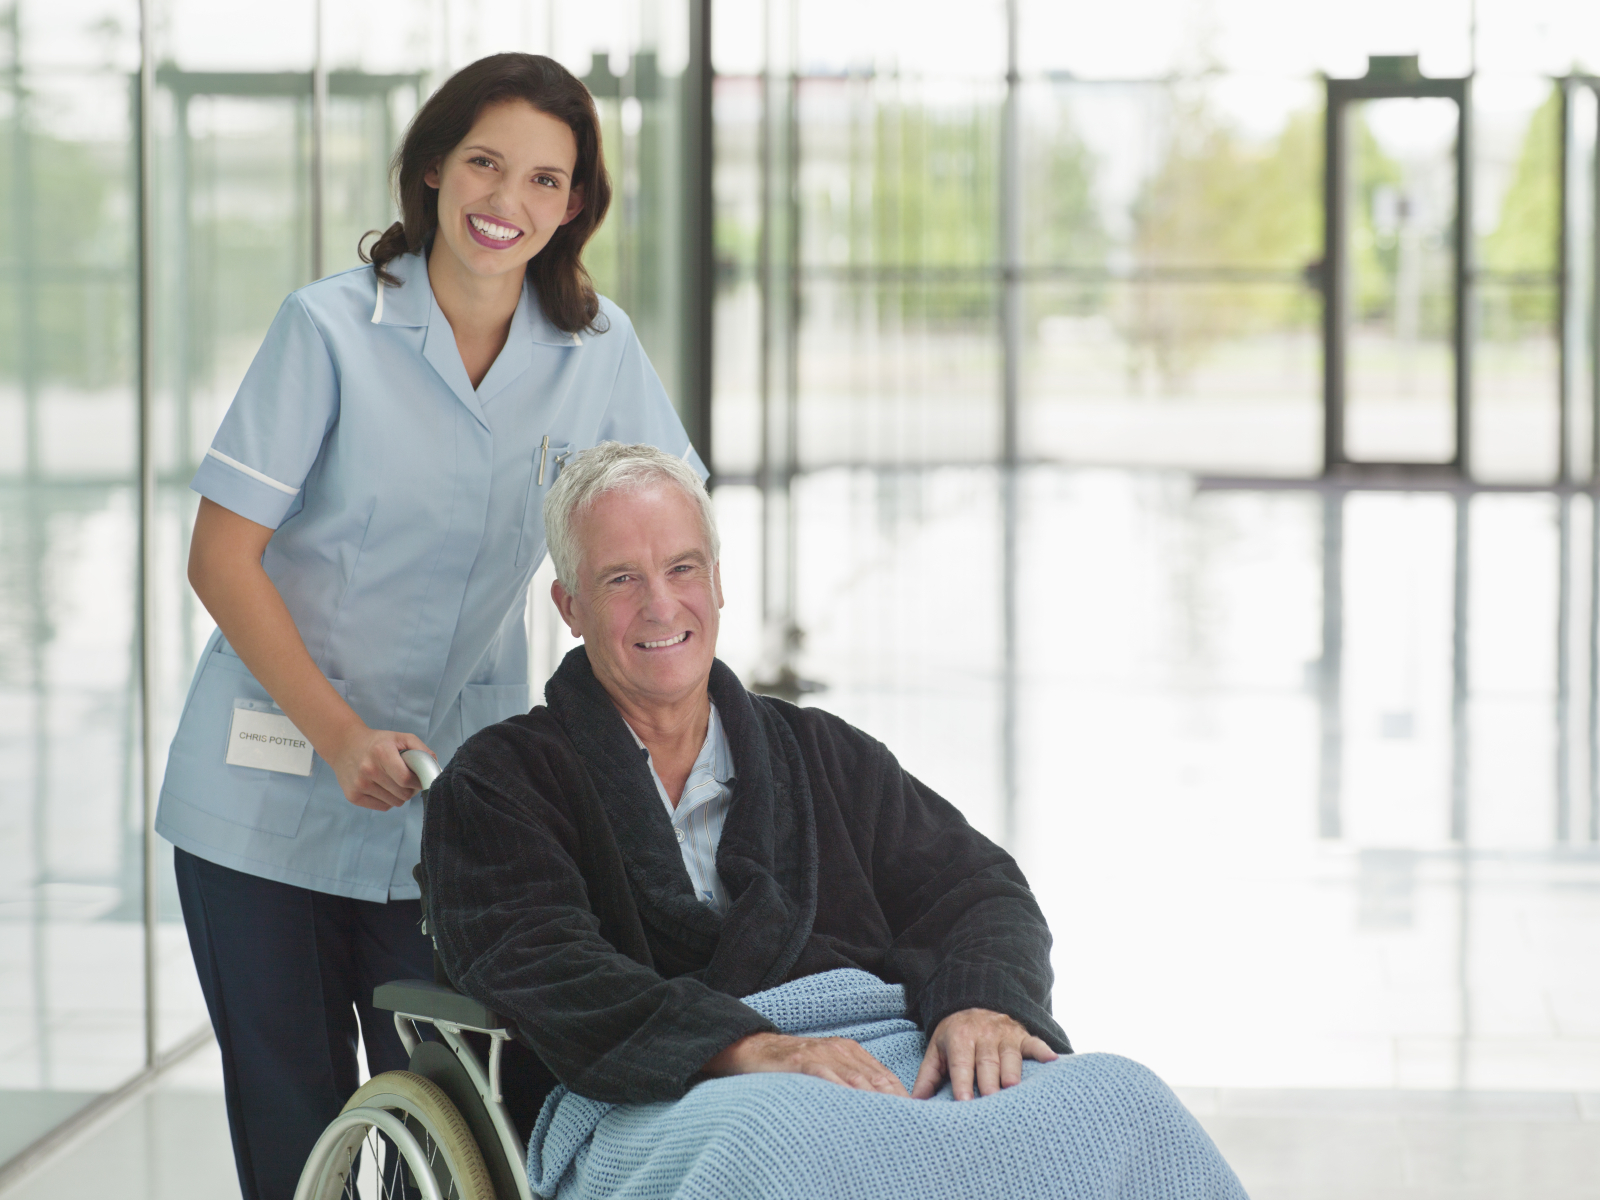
left=0, top=479, right=208, bottom=1123
left=708, top=467, right=1600, bottom=1094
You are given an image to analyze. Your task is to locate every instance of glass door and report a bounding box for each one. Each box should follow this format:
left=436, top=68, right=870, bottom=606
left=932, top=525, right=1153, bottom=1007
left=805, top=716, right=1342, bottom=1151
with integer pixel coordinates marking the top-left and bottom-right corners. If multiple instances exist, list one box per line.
left=1323, top=60, right=1470, bottom=477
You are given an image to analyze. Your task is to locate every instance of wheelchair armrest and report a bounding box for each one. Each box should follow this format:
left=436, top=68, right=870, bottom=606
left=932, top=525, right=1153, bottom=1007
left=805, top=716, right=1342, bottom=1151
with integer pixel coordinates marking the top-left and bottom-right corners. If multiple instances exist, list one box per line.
left=373, top=978, right=507, bottom=1031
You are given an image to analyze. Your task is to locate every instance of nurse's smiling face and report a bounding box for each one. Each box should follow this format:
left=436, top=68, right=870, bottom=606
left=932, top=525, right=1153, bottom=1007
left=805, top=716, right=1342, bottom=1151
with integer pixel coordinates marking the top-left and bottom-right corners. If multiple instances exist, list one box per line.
left=424, top=99, right=584, bottom=283
left=552, top=484, right=723, bottom=715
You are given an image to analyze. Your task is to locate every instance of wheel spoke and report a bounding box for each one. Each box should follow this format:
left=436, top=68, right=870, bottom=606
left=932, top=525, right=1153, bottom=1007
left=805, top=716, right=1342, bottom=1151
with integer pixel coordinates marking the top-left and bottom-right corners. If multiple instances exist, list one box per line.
left=308, top=1091, right=480, bottom=1200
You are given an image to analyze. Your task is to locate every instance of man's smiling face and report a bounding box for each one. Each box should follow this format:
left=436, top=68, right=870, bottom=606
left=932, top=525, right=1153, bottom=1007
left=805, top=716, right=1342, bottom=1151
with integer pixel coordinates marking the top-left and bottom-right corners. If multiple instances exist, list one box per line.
left=552, top=483, right=723, bottom=711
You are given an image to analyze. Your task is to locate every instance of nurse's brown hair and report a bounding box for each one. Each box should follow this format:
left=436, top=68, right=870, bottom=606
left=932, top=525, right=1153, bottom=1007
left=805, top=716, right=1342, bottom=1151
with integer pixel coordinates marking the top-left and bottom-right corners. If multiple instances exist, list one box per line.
left=361, top=53, right=612, bottom=335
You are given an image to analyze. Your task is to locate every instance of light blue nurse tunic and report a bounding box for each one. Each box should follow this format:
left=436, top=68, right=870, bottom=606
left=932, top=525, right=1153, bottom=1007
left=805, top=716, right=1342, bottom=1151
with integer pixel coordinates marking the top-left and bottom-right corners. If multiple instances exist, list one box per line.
left=155, top=250, right=703, bottom=903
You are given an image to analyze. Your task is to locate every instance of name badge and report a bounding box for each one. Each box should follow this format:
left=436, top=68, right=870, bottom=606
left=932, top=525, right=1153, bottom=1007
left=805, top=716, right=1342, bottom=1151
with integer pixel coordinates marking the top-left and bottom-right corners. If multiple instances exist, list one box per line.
left=226, top=699, right=314, bottom=776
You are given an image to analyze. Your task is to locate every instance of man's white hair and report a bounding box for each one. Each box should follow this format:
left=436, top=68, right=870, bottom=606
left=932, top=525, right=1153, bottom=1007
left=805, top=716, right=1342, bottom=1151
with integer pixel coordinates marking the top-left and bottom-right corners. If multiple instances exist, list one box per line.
left=543, top=441, right=719, bottom=590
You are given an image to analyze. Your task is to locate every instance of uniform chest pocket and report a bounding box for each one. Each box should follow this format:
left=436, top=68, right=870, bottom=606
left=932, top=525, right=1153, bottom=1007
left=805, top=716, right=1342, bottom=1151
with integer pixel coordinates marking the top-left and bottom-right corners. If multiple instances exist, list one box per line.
left=516, top=437, right=575, bottom=569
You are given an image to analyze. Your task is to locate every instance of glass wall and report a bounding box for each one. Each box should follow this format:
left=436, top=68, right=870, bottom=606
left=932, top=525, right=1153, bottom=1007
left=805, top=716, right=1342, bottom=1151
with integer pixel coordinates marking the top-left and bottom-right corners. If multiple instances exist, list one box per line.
left=711, top=0, right=1583, bottom=494
left=1019, top=77, right=1325, bottom=475
left=0, top=0, right=145, bottom=1162
left=1, top=0, right=702, bottom=1167
left=706, top=0, right=1600, bottom=927
left=695, top=0, right=1600, bottom=1108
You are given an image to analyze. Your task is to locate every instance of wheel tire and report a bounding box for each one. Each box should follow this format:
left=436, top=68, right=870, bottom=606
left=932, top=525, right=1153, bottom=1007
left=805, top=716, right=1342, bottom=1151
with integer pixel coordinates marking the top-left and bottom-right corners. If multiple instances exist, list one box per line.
left=295, top=1069, right=497, bottom=1200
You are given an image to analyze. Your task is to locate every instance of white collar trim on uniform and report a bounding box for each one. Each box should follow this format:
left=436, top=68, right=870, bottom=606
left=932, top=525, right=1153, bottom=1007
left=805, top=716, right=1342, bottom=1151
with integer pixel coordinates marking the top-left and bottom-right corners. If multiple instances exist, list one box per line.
left=371, top=250, right=588, bottom=350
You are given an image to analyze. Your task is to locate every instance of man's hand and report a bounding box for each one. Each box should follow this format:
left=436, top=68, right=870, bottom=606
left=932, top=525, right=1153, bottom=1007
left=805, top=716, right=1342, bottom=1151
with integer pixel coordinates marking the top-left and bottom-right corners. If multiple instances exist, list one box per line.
left=703, top=1032, right=910, bottom=1097
left=911, top=1008, right=1058, bottom=1101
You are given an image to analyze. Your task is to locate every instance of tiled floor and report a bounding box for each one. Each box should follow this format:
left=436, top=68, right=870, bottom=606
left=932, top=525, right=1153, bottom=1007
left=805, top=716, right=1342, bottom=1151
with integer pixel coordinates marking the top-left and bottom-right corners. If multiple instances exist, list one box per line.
left=1, top=1042, right=238, bottom=1200
left=1186, top=1088, right=1600, bottom=1199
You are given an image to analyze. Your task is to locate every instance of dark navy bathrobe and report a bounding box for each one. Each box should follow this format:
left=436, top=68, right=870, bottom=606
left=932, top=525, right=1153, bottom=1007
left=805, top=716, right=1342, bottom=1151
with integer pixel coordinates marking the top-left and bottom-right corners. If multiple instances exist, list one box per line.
left=422, top=646, right=1069, bottom=1112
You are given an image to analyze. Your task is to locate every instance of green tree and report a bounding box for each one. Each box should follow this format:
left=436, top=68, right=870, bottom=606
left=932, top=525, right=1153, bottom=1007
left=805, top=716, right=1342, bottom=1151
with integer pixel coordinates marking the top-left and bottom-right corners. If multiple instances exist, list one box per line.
left=1024, top=105, right=1106, bottom=267
left=0, top=117, right=133, bottom=389
left=1481, top=83, right=1559, bottom=331
left=1125, top=95, right=1400, bottom=391
left=1127, top=95, right=1324, bottom=389
left=1483, top=85, right=1558, bottom=273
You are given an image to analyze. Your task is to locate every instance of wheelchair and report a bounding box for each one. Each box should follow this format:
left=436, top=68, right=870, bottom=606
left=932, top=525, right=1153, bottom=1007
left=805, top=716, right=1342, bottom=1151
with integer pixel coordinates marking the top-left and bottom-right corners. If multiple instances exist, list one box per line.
left=293, top=752, right=534, bottom=1200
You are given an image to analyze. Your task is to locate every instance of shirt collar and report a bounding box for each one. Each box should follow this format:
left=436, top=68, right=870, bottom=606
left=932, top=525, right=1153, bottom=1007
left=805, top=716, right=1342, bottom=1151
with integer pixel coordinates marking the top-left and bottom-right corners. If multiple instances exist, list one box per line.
left=705, top=704, right=735, bottom=784
left=372, top=249, right=586, bottom=348
left=623, top=701, right=737, bottom=785
left=370, top=250, right=431, bottom=327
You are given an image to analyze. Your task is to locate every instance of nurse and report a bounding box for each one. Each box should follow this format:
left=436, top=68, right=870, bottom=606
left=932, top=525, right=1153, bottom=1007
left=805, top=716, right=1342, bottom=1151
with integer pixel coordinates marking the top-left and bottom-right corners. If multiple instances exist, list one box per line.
left=155, top=53, right=703, bottom=1200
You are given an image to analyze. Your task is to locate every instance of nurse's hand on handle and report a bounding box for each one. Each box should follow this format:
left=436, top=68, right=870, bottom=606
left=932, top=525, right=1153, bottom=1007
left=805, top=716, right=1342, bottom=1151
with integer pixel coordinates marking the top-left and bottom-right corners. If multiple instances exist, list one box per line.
left=188, top=497, right=436, bottom=811
left=327, top=726, right=434, bottom=811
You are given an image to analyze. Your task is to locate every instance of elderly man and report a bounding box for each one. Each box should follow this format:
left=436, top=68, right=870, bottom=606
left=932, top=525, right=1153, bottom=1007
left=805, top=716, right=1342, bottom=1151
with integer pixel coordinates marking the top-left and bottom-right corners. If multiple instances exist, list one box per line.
left=424, top=443, right=1245, bottom=1200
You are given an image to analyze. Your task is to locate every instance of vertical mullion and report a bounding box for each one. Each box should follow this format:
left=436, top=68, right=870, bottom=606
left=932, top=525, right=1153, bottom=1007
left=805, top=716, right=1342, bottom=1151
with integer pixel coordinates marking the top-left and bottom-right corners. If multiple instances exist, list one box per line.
left=684, top=0, right=714, bottom=472
left=137, top=0, right=159, bottom=1069
left=1323, top=86, right=1346, bottom=473
left=999, top=0, right=1020, bottom=850
left=756, top=0, right=774, bottom=658
left=1558, top=495, right=1573, bottom=841
left=1589, top=81, right=1600, bottom=843
left=783, top=23, right=799, bottom=655
left=311, top=0, right=326, bottom=280
left=1590, top=488, right=1600, bottom=842
left=755, top=0, right=801, bottom=692
left=1559, top=80, right=1573, bottom=483
left=1455, top=79, right=1473, bottom=477
left=1591, top=81, right=1600, bottom=482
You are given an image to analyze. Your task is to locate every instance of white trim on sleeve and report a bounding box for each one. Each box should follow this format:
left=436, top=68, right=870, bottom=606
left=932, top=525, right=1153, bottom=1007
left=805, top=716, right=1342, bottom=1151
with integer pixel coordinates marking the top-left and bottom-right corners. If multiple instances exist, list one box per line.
left=206, top=448, right=299, bottom=496
left=371, top=279, right=385, bottom=323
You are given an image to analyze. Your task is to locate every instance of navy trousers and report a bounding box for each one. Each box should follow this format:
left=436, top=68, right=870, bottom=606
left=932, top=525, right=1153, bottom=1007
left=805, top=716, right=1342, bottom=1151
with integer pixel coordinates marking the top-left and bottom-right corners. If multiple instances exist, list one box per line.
left=174, top=847, right=434, bottom=1200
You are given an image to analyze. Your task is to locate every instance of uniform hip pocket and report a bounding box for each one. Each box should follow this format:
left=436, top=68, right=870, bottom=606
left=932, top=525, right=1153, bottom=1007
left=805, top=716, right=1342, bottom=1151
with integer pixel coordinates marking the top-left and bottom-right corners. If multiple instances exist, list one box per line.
left=161, top=649, right=347, bottom=838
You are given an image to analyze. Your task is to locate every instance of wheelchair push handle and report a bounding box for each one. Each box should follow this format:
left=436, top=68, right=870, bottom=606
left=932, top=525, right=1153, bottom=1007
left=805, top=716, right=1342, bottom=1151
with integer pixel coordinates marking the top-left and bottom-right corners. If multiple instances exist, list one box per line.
left=402, top=748, right=443, bottom=794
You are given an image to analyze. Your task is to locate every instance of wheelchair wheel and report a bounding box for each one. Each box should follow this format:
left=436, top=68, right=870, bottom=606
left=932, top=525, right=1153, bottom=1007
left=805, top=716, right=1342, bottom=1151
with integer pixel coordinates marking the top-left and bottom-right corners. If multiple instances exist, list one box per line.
left=293, top=1070, right=496, bottom=1200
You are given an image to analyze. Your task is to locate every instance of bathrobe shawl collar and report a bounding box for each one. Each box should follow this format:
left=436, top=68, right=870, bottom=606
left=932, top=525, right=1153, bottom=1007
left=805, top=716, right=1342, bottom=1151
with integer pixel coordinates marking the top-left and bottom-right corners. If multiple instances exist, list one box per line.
left=543, top=647, right=819, bottom=997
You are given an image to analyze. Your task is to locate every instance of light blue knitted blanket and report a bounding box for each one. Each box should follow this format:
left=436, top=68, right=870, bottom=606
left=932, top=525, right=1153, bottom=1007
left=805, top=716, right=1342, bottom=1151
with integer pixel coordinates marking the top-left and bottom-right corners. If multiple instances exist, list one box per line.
left=527, top=968, right=1248, bottom=1200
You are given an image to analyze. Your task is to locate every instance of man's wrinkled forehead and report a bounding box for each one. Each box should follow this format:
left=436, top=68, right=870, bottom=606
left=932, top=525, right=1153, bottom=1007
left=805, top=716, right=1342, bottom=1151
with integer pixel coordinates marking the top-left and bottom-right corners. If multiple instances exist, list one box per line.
left=573, top=483, right=713, bottom=583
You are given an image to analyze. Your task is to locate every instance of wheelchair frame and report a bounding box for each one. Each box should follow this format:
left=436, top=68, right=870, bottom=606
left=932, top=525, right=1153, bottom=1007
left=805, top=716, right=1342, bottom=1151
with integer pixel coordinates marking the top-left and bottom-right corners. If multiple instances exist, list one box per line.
left=293, top=978, right=535, bottom=1200
left=387, top=983, right=533, bottom=1200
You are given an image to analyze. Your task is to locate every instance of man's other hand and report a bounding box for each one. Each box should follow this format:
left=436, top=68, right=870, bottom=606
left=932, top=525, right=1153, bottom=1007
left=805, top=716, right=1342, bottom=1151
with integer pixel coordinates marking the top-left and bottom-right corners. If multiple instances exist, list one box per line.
left=702, top=1031, right=910, bottom=1097
left=911, top=1008, right=1058, bottom=1101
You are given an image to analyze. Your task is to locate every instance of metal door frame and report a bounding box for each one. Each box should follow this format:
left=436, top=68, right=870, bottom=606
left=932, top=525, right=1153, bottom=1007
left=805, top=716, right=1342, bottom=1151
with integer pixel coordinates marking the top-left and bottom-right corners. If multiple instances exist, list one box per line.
left=1323, top=57, right=1473, bottom=480
left=1559, top=74, right=1600, bottom=482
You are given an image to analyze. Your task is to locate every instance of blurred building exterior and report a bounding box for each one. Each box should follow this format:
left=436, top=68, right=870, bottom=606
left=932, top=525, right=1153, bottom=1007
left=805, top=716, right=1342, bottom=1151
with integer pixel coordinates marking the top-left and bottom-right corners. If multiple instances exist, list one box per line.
left=2, top=0, right=1598, bottom=1180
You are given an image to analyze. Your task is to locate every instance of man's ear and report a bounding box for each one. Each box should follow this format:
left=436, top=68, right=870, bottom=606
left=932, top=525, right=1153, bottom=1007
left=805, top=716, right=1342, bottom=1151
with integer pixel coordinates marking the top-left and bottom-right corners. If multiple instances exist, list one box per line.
left=713, top=561, right=724, bottom=610
left=560, top=184, right=585, bottom=226
left=551, top=579, right=584, bottom=638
